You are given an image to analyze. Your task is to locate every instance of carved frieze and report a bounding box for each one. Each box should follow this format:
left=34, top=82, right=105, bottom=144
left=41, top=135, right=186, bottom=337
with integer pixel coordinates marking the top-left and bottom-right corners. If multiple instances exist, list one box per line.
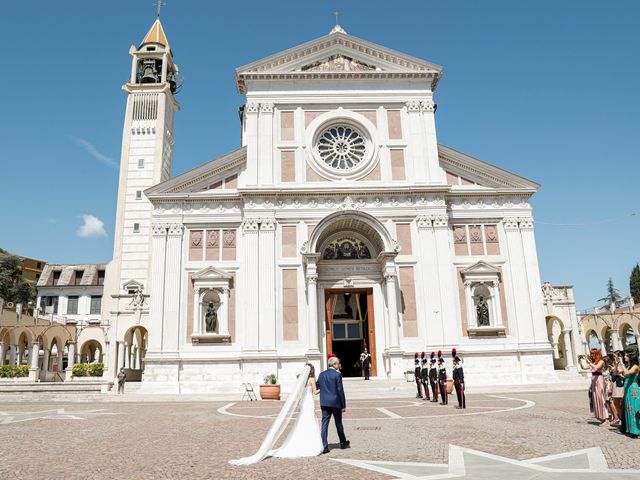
left=322, top=238, right=371, bottom=260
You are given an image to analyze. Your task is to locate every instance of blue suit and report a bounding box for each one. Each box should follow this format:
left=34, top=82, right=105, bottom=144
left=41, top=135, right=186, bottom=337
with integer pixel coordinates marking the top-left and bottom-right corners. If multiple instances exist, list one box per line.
left=317, top=367, right=347, bottom=448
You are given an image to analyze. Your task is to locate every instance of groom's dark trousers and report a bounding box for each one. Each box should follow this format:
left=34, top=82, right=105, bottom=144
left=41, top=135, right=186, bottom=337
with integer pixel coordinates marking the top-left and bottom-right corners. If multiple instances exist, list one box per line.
left=320, top=406, right=346, bottom=449
left=317, top=367, right=347, bottom=449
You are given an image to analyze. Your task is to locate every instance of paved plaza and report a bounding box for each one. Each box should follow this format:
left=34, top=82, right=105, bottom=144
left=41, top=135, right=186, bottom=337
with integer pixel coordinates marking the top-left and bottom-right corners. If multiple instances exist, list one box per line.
left=0, top=390, right=638, bottom=479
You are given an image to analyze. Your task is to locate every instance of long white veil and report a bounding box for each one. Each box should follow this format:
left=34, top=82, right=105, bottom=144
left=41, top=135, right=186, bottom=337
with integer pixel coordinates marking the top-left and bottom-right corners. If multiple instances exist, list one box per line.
left=229, top=364, right=311, bottom=465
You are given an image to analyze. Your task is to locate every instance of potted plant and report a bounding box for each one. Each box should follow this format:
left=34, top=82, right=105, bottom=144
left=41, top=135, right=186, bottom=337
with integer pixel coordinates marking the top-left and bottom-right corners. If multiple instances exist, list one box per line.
left=404, top=369, right=415, bottom=383
left=259, top=373, right=281, bottom=400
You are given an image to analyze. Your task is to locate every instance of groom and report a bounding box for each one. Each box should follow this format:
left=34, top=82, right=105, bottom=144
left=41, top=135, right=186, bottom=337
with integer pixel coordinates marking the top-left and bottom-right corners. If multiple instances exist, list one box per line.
left=317, top=356, right=350, bottom=453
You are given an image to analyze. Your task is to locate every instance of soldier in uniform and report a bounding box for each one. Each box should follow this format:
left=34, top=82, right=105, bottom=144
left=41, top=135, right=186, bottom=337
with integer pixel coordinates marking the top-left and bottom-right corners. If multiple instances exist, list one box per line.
left=420, top=356, right=430, bottom=401
left=414, top=354, right=423, bottom=399
left=452, top=350, right=466, bottom=409
left=428, top=353, right=438, bottom=402
left=437, top=353, right=448, bottom=405
left=360, top=346, right=371, bottom=380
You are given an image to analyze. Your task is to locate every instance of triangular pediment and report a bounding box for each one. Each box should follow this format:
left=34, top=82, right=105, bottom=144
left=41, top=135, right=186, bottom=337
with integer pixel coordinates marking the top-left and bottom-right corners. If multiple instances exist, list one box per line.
left=438, top=144, right=539, bottom=191
left=192, top=266, right=232, bottom=281
left=462, top=261, right=502, bottom=275
left=236, top=31, right=442, bottom=92
left=145, top=146, right=246, bottom=198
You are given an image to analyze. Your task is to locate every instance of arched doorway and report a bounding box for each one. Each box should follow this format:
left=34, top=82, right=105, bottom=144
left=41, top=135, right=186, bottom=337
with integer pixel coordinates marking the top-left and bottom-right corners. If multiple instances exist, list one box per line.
left=80, top=340, right=103, bottom=364
left=121, top=326, right=148, bottom=381
left=303, top=210, right=400, bottom=378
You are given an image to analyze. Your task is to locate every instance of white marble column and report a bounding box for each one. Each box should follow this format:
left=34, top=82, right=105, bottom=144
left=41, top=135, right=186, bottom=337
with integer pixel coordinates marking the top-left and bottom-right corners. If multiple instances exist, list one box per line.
left=306, top=256, right=320, bottom=354
left=0, top=341, right=5, bottom=366
left=192, top=288, right=202, bottom=336
left=242, top=219, right=260, bottom=351
left=551, top=340, right=560, bottom=359
left=384, top=272, right=400, bottom=350
left=148, top=223, right=167, bottom=353
left=610, top=331, right=623, bottom=351
left=405, top=101, right=425, bottom=183
left=416, top=215, right=443, bottom=346
left=162, top=224, right=183, bottom=355
left=491, top=281, right=504, bottom=326
left=118, top=342, right=126, bottom=370
left=259, top=218, right=277, bottom=351
left=258, top=103, right=274, bottom=185
left=431, top=214, right=460, bottom=345
left=66, top=343, right=76, bottom=370
left=9, top=344, right=16, bottom=365
left=464, top=282, right=476, bottom=329
left=41, top=348, right=50, bottom=376
left=57, top=348, right=64, bottom=372
left=219, top=287, right=230, bottom=336
left=563, top=330, right=575, bottom=369
left=29, top=342, right=39, bottom=370
left=244, top=103, right=259, bottom=186
left=503, top=217, right=534, bottom=342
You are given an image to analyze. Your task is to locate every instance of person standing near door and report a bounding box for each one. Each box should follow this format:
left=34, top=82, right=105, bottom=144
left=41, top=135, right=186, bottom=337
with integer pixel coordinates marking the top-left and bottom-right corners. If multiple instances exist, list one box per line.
left=360, top=346, right=371, bottom=380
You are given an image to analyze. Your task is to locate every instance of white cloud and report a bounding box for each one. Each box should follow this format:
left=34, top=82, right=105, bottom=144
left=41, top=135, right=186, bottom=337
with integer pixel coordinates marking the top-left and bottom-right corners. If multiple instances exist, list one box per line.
left=77, top=214, right=107, bottom=238
left=70, top=136, right=118, bottom=170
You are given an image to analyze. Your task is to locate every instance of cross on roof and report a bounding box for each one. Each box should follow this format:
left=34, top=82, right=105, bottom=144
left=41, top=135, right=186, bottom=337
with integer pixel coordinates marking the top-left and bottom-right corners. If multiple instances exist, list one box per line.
left=154, top=0, right=166, bottom=18
left=333, top=9, right=341, bottom=26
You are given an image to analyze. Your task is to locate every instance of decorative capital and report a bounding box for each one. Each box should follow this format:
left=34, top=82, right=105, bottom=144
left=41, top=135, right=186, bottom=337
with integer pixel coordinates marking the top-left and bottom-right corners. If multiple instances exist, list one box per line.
left=384, top=273, right=397, bottom=282
left=245, top=102, right=259, bottom=113
left=416, top=215, right=432, bottom=229
left=306, top=274, right=318, bottom=285
left=518, top=216, right=534, bottom=229
left=152, top=223, right=168, bottom=236
left=241, top=218, right=259, bottom=232
left=167, top=223, right=183, bottom=236
left=260, top=218, right=276, bottom=231
left=260, top=102, right=274, bottom=113
left=421, top=99, right=436, bottom=112
left=406, top=100, right=421, bottom=112
left=503, top=217, right=520, bottom=230
left=430, top=214, right=449, bottom=228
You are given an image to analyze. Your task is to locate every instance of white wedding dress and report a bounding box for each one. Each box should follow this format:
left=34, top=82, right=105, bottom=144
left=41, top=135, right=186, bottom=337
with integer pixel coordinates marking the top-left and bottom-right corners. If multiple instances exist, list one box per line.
left=229, top=365, right=323, bottom=465
left=272, top=386, right=323, bottom=458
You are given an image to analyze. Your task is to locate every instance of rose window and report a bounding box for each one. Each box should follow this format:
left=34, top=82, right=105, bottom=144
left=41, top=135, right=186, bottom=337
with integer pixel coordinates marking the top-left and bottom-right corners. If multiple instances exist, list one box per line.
left=316, top=125, right=366, bottom=171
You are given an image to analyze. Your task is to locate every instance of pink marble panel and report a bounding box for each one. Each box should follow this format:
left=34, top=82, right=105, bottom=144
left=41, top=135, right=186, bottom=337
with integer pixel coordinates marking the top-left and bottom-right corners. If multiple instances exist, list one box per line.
left=281, top=226, right=297, bottom=258
left=399, top=266, right=418, bottom=337
left=387, top=110, right=402, bottom=139
left=281, top=151, right=296, bottom=183
left=390, top=149, right=406, bottom=181
left=396, top=223, right=412, bottom=255
left=280, top=111, right=295, bottom=141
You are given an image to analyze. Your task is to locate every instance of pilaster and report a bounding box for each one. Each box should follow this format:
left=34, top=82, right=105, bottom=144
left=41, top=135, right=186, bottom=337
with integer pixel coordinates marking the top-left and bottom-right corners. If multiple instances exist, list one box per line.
left=259, top=218, right=277, bottom=351
left=148, top=223, right=168, bottom=353
left=258, top=103, right=274, bottom=185
left=244, top=102, right=259, bottom=186
left=241, top=218, right=260, bottom=351
left=420, top=98, right=443, bottom=184
left=162, top=223, right=183, bottom=355
left=405, top=101, right=426, bottom=183
left=518, top=216, right=548, bottom=343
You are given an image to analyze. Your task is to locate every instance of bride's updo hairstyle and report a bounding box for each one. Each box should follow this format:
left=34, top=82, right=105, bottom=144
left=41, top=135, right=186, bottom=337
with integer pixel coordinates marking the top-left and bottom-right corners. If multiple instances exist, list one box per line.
left=305, top=363, right=316, bottom=378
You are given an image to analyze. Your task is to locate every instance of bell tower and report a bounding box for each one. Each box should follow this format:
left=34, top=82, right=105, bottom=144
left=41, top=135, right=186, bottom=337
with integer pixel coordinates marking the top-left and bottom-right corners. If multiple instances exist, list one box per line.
left=104, top=18, right=180, bottom=322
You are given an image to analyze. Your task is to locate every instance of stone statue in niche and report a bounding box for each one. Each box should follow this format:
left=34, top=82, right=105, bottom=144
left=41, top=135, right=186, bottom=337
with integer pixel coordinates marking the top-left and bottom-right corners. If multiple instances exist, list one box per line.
left=204, top=302, right=218, bottom=333
left=476, top=295, right=490, bottom=327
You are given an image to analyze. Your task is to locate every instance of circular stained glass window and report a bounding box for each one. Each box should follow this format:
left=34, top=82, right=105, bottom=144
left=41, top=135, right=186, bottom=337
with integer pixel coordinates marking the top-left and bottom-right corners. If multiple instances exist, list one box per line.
left=316, top=125, right=367, bottom=171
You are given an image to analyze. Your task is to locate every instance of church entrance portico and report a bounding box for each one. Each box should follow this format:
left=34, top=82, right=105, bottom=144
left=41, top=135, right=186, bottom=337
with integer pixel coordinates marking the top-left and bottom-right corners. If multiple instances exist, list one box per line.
left=303, top=210, right=401, bottom=379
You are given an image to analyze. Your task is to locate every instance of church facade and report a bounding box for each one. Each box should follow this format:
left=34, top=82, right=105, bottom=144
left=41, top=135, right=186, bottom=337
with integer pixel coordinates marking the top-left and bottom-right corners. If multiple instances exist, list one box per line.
left=102, top=20, right=557, bottom=393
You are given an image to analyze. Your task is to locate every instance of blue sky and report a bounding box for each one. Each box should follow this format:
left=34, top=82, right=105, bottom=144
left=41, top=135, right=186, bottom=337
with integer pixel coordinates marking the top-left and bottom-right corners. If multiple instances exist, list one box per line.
left=0, top=1, right=638, bottom=309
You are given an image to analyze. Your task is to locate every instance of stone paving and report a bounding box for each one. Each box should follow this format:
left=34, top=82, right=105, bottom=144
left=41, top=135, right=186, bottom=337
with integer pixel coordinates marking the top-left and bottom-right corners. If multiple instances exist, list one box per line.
left=0, top=390, right=637, bottom=479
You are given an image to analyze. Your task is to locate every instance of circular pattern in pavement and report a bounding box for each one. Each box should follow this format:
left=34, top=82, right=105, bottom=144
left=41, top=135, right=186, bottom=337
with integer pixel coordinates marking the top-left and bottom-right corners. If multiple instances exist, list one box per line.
left=218, top=394, right=535, bottom=421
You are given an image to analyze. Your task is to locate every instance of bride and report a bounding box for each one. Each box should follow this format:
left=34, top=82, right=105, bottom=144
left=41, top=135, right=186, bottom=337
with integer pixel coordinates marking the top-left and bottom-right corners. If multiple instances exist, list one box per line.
left=229, top=363, right=323, bottom=465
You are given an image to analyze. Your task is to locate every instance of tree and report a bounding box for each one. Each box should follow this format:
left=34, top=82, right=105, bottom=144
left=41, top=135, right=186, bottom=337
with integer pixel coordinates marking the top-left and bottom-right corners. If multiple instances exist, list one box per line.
left=630, top=264, right=640, bottom=304
left=0, top=253, right=35, bottom=305
left=598, top=277, right=622, bottom=305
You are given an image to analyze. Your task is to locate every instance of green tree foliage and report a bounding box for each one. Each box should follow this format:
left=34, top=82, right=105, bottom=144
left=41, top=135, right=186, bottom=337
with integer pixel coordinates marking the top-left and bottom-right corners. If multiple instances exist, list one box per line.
left=598, top=277, right=622, bottom=305
left=630, top=264, right=640, bottom=304
left=0, top=253, right=35, bottom=304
